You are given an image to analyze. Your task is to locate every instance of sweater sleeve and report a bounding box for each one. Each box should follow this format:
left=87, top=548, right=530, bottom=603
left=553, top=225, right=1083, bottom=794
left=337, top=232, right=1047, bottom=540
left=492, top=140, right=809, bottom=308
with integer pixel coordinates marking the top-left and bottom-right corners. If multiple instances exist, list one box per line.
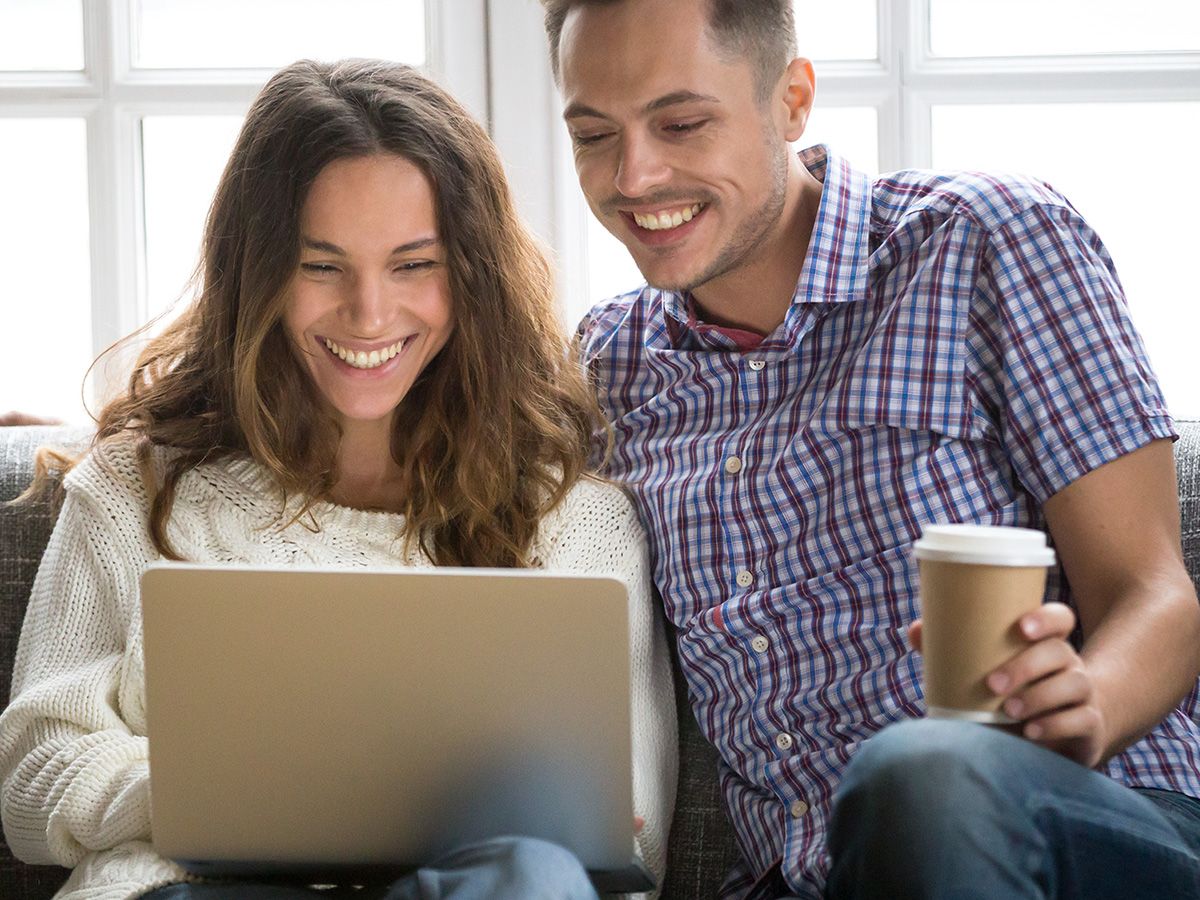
left=537, top=479, right=678, bottom=897
left=0, top=483, right=152, bottom=867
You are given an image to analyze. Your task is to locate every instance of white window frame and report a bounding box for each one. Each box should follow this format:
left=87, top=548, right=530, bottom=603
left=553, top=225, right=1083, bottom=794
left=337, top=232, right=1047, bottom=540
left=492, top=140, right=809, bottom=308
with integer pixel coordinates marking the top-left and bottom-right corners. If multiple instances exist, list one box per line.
left=0, top=0, right=488, bottom=407
left=487, top=0, right=1200, bottom=318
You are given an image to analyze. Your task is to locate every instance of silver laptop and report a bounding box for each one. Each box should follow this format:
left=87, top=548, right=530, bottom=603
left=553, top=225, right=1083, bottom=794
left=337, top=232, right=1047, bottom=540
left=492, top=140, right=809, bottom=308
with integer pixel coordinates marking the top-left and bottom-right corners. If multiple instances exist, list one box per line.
left=140, top=563, right=653, bottom=893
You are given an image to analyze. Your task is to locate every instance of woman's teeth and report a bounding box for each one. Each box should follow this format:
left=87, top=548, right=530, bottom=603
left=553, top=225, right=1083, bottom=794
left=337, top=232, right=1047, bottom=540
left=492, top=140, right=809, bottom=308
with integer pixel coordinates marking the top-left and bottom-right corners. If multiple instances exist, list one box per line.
left=323, top=337, right=407, bottom=369
left=633, top=203, right=704, bottom=231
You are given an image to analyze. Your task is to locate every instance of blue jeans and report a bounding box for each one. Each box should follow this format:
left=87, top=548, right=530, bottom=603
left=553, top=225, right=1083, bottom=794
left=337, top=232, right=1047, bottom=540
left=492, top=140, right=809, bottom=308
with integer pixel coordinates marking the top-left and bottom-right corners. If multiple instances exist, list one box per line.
left=825, top=719, right=1200, bottom=899
left=139, top=836, right=599, bottom=899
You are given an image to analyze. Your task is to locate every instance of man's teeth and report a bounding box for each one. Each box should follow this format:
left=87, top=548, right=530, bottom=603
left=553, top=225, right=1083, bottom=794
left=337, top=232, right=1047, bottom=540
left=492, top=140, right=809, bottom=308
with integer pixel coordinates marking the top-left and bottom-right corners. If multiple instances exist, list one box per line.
left=633, top=203, right=703, bottom=231
left=323, top=337, right=407, bottom=369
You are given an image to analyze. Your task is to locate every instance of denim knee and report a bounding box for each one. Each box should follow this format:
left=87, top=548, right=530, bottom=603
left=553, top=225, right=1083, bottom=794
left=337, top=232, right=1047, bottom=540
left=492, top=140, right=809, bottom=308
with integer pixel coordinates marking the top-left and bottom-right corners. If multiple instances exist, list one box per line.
left=828, top=719, right=1044, bottom=898
left=835, top=718, right=1020, bottom=817
left=495, top=835, right=584, bottom=873
left=478, top=836, right=595, bottom=899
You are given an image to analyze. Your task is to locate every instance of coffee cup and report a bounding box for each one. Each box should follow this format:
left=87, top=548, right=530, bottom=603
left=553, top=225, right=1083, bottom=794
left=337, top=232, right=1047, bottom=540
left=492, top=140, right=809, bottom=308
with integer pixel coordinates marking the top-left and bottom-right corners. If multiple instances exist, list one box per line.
left=913, top=524, right=1056, bottom=723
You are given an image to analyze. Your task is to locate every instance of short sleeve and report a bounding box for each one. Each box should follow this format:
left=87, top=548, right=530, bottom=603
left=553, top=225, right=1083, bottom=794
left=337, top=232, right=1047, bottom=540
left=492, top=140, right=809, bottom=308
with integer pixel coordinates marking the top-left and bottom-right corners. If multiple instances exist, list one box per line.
left=972, top=201, right=1175, bottom=503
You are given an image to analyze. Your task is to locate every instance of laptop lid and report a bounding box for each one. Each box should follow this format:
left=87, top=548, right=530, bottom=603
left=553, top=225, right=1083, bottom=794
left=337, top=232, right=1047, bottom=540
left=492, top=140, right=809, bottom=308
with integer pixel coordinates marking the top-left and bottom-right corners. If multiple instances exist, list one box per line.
left=141, top=563, right=645, bottom=887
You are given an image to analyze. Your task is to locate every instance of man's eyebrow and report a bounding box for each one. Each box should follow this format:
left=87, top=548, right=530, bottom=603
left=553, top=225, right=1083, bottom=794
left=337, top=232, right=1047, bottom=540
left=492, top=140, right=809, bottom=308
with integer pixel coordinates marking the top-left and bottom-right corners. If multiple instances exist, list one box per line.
left=644, top=90, right=720, bottom=113
left=563, top=90, right=720, bottom=121
left=563, top=102, right=609, bottom=121
left=300, top=236, right=440, bottom=255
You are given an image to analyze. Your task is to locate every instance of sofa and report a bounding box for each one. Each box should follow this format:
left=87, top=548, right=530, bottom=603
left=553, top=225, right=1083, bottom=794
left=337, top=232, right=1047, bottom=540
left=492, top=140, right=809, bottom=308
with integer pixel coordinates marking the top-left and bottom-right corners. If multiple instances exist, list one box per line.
left=2, top=422, right=1198, bottom=898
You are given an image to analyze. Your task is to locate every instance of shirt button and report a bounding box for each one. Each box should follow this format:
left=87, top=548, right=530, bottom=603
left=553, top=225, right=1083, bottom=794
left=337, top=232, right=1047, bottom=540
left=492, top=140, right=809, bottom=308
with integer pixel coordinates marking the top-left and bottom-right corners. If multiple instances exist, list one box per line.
left=775, top=732, right=794, bottom=751
left=724, top=456, right=743, bottom=474
left=750, top=635, right=769, bottom=653
left=748, top=359, right=766, bottom=371
left=790, top=799, right=809, bottom=818
left=736, top=570, right=754, bottom=588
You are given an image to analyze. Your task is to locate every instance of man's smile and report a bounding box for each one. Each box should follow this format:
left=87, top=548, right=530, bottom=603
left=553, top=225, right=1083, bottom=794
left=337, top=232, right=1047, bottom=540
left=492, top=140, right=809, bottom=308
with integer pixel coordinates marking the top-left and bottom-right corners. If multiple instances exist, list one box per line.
left=629, top=202, right=706, bottom=231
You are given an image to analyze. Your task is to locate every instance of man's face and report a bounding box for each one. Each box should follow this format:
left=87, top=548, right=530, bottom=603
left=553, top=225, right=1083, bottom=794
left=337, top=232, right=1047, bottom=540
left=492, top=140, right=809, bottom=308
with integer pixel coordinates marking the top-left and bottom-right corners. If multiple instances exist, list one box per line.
left=558, top=0, right=791, bottom=294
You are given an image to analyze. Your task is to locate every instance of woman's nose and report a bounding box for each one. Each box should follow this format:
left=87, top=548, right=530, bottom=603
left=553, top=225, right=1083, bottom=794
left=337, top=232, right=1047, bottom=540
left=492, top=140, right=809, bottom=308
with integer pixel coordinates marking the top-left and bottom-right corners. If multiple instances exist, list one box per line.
left=344, top=274, right=390, bottom=331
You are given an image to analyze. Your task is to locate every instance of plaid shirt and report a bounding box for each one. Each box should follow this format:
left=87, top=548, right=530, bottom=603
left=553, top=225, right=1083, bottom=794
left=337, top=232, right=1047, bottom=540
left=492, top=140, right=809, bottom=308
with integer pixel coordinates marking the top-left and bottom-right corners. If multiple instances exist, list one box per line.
left=578, top=145, right=1200, bottom=898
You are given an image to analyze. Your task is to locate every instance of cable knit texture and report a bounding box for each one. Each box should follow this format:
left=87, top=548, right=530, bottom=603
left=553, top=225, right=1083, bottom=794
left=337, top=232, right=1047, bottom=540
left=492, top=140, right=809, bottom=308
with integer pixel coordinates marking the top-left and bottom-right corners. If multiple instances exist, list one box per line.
left=0, top=438, right=677, bottom=900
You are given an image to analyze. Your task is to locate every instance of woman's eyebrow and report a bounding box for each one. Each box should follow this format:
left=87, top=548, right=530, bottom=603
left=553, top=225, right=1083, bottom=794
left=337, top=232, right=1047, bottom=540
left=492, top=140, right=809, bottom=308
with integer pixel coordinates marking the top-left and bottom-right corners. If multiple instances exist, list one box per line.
left=300, top=236, right=441, bottom=255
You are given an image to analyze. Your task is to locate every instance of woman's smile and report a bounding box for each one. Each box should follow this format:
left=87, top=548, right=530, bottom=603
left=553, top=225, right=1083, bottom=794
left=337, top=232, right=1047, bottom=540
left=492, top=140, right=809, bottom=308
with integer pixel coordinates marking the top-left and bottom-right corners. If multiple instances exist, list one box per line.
left=318, top=333, right=418, bottom=375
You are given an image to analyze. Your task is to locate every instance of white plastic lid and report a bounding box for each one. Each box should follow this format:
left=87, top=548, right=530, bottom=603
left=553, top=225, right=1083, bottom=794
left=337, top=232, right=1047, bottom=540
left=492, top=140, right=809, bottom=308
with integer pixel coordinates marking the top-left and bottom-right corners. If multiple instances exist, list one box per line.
left=912, top=523, right=1056, bottom=567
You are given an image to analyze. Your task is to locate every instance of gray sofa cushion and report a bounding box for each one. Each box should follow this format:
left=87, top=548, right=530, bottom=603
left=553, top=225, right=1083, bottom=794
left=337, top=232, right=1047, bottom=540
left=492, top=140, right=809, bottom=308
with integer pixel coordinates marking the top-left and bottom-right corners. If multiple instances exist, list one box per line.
left=1179, top=422, right=1200, bottom=588
left=660, top=640, right=740, bottom=898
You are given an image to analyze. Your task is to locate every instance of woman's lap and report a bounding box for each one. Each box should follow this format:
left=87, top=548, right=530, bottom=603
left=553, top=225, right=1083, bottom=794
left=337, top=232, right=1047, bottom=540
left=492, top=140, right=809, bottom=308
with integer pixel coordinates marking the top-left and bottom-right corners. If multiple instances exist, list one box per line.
left=139, top=836, right=598, bottom=900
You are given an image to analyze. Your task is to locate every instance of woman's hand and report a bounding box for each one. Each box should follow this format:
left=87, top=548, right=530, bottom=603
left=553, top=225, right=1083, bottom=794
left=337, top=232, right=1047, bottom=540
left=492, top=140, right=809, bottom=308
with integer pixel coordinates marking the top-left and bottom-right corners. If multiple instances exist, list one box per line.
left=909, top=603, right=1111, bottom=768
left=0, top=411, right=62, bottom=426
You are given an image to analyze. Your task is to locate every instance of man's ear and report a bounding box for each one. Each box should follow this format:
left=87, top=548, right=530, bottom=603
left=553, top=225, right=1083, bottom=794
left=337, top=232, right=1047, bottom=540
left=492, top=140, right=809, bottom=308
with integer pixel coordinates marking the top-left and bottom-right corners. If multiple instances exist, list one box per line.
left=778, top=57, right=816, bottom=143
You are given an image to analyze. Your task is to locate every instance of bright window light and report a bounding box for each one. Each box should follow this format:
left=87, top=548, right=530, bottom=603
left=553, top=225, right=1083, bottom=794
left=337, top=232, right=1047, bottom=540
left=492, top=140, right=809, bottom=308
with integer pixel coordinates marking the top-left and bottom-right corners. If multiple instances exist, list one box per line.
left=134, top=0, right=426, bottom=69
left=931, top=0, right=1200, bottom=57
left=0, top=119, right=92, bottom=422
left=0, top=0, right=84, bottom=71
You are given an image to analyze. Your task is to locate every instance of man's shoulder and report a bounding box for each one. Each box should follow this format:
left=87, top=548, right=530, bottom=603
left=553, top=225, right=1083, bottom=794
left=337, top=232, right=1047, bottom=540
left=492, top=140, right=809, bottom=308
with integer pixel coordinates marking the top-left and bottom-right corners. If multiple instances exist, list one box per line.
left=575, top=285, right=650, bottom=364
left=872, top=167, right=1075, bottom=235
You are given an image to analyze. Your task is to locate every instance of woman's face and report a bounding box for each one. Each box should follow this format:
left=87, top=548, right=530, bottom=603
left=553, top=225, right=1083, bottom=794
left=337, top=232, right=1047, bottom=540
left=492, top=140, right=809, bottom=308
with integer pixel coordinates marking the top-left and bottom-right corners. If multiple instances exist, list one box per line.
left=283, top=153, right=455, bottom=430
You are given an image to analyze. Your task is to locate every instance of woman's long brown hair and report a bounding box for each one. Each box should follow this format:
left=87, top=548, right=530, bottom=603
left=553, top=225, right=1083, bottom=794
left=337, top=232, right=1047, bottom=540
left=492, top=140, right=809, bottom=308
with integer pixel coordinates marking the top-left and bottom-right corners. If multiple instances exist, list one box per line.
left=26, top=59, right=603, bottom=567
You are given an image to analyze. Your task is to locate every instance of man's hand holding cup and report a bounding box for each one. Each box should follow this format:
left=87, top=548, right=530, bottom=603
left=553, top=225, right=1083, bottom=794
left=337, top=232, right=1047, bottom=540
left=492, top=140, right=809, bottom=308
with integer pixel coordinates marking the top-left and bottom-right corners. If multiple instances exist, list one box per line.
left=908, top=524, right=1109, bottom=768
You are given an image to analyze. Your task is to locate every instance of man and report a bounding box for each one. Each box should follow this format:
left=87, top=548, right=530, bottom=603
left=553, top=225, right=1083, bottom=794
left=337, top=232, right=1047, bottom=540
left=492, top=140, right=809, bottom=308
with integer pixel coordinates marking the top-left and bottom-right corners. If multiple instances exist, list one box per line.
left=540, top=0, right=1200, bottom=897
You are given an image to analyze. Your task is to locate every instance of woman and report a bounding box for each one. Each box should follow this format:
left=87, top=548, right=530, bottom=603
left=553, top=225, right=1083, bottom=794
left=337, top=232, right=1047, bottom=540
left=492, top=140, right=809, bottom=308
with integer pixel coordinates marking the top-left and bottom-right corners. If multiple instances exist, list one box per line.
left=0, top=59, right=675, bottom=899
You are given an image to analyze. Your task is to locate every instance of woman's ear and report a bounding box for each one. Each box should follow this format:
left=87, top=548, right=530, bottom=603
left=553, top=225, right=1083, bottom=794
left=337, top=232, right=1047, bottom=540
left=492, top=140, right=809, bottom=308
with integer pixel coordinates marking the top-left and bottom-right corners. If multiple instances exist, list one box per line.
left=778, top=57, right=816, bottom=144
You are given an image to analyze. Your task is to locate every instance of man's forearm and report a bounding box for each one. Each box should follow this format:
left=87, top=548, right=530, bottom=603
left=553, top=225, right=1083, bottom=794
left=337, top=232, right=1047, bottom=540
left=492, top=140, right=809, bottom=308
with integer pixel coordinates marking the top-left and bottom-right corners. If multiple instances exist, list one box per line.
left=1081, top=572, right=1200, bottom=763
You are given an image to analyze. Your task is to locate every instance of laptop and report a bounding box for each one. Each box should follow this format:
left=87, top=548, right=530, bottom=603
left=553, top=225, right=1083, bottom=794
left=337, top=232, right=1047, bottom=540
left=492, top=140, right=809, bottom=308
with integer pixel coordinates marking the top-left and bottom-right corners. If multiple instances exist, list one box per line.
left=140, top=563, right=654, bottom=894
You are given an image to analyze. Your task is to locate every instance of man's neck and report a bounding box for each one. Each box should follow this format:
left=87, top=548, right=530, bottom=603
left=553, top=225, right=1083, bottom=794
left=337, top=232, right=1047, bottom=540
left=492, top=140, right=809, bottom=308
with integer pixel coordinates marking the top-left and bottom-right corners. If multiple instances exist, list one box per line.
left=690, top=158, right=824, bottom=336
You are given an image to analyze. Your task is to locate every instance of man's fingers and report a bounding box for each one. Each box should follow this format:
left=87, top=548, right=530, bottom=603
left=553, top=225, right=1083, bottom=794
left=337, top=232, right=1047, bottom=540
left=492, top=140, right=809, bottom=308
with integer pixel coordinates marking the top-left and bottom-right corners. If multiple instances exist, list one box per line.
left=908, top=619, right=922, bottom=654
left=1003, top=667, right=1091, bottom=721
left=1022, top=705, right=1106, bottom=766
left=988, top=638, right=1076, bottom=695
left=634, top=816, right=645, bottom=834
left=1016, top=602, right=1075, bottom=641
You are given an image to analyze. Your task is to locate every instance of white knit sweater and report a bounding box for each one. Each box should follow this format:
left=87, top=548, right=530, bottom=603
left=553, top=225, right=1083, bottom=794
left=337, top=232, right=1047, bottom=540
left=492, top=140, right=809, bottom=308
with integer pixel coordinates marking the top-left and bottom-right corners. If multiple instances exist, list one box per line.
left=0, top=439, right=677, bottom=900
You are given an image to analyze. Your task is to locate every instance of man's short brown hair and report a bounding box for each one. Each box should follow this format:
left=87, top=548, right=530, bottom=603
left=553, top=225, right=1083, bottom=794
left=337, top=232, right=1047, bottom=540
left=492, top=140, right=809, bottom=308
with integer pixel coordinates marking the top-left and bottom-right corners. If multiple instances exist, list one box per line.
left=541, top=0, right=798, bottom=101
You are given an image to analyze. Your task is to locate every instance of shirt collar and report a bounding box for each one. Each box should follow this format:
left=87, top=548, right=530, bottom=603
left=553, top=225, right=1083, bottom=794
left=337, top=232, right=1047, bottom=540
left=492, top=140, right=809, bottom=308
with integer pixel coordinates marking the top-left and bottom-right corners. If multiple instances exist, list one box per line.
left=660, top=145, right=873, bottom=344
left=793, top=144, right=872, bottom=307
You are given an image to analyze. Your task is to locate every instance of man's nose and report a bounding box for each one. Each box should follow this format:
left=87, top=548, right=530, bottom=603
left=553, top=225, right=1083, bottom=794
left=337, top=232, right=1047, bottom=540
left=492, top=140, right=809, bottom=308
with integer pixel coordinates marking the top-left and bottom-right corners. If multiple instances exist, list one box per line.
left=613, top=133, right=670, bottom=199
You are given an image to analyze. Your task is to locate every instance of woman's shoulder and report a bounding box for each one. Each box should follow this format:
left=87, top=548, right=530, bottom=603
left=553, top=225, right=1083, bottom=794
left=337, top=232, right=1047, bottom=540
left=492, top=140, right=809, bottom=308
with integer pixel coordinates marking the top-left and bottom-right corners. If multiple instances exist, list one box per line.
left=63, top=433, right=158, bottom=511
left=556, top=474, right=640, bottom=524
left=534, top=474, right=647, bottom=569
left=66, top=436, right=267, bottom=507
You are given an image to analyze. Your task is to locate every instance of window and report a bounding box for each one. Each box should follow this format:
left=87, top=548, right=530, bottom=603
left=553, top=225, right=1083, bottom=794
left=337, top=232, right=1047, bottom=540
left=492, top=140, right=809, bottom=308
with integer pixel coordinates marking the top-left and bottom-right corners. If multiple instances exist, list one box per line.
left=0, top=0, right=485, bottom=422
left=6, top=2, right=1200, bottom=419
left=505, top=1, right=1200, bottom=415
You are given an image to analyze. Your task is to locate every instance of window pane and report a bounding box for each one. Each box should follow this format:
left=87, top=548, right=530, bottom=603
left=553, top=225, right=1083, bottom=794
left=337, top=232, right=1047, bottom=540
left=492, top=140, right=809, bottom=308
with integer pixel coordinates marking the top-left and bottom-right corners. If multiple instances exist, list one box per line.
left=134, top=0, right=425, bottom=69
left=794, top=0, right=877, bottom=62
left=932, top=101, right=1200, bottom=416
left=931, top=0, right=1200, bottom=57
left=0, top=0, right=84, bottom=71
left=0, top=119, right=91, bottom=422
left=799, top=106, right=879, bottom=175
left=584, top=214, right=645, bottom=312
left=142, top=116, right=244, bottom=319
